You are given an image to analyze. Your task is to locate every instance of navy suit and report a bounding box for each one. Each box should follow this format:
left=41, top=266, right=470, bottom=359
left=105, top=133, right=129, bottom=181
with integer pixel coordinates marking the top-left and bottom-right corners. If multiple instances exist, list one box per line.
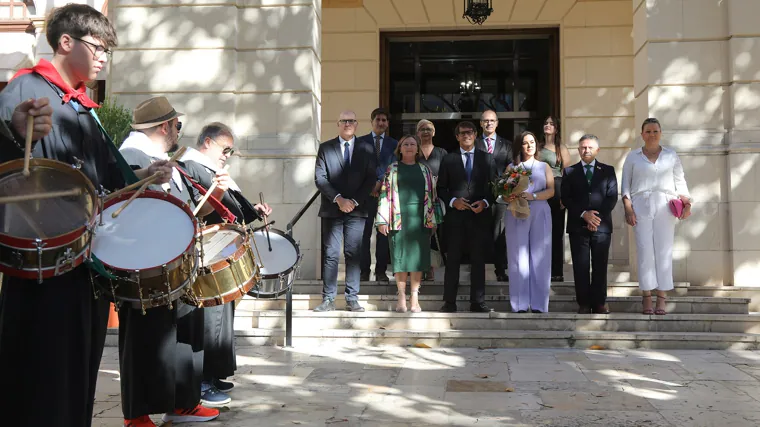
left=476, top=134, right=512, bottom=276
left=315, top=136, right=377, bottom=301
left=561, top=161, right=618, bottom=310
left=358, top=132, right=398, bottom=279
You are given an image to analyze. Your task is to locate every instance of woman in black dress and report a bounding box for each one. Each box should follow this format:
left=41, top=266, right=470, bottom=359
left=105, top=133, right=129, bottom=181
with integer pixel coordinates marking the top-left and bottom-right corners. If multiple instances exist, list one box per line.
left=416, top=119, right=447, bottom=281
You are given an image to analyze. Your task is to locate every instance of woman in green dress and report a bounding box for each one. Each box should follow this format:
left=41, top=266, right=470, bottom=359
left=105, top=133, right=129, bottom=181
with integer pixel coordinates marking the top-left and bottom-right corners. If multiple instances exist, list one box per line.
left=376, top=135, right=443, bottom=313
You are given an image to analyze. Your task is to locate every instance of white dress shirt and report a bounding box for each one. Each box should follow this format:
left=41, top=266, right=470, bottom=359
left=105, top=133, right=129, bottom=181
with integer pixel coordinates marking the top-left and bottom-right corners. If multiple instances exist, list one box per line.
left=120, top=131, right=183, bottom=192
left=449, top=147, right=489, bottom=209
left=371, top=132, right=384, bottom=152
left=621, top=146, right=691, bottom=201
left=579, top=159, right=597, bottom=218
left=482, top=133, right=496, bottom=154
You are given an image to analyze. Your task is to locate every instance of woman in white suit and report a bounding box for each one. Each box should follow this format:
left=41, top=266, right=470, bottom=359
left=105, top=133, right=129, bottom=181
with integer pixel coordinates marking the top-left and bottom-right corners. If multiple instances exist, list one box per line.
left=622, top=118, right=692, bottom=315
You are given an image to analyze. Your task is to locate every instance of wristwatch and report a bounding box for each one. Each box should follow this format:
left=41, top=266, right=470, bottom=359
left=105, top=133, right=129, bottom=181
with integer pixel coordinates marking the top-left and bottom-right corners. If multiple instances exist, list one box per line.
left=532, top=193, right=537, bottom=200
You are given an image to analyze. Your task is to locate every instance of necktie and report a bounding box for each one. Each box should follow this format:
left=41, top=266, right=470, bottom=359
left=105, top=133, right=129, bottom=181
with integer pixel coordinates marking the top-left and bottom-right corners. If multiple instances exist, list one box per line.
left=487, top=137, right=493, bottom=154
left=344, top=141, right=351, bottom=166
left=585, top=164, right=593, bottom=186
left=374, top=135, right=382, bottom=160
left=465, top=152, right=473, bottom=182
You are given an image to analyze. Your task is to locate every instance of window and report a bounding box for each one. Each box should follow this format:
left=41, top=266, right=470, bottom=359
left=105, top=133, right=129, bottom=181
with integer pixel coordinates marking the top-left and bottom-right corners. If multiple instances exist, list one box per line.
left=0, top=0, right=31, bottom=19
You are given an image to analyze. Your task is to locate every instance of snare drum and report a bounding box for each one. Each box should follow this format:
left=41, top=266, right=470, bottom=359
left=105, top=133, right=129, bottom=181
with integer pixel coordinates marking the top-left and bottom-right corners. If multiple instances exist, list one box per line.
left=0, top=158, right=98, bottom=282
left=190, top=223, right=259, bottom=307
left=247, top=228, right=301, bottom=298
left=92, top=190, right=198, bottom=311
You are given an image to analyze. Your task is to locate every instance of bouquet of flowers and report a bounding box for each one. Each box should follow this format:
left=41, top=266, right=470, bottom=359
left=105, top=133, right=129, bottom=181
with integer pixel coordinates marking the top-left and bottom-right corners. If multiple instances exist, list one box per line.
left=492, top=164, right=532, bottom=219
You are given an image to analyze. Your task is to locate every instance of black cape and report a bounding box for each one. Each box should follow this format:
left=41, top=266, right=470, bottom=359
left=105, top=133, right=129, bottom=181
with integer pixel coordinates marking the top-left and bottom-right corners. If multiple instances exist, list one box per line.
left=0, top=73, right=125, bottom=426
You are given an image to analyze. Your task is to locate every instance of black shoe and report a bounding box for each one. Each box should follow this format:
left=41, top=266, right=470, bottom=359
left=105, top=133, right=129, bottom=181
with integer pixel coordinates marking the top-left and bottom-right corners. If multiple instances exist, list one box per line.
left=439, top=302, right=457, bottom=313
left=577, top=306, right=592, bottom=314
left=470, top=302, right=493, bottom=313
left=213, top=378, right=234, bottom=392
left=517, top=310, right=528, bottom=313
left=360, top=273, right=370, bottom=281
left=530, top=309, right=543, bottom=313
left=495, top=273, right=509, bottom=282
left=375, top=274, right=390, bottom=282
left=345, top=300, right=365, bottom=312
left=592, top=304, right=610, bottom=314
left=551, top=275, right=564, bottom=282
left=314, top=299, right=335, bottom=312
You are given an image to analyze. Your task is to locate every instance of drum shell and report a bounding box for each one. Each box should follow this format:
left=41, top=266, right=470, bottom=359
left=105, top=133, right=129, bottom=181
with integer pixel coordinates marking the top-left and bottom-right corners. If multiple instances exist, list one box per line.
left=247, top=228, right=301, bottom=298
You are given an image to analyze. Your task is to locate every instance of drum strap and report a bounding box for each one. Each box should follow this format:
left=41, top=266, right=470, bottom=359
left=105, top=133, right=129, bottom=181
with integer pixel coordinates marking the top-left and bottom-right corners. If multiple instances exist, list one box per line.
left=176, top=167, right=237, bottom=223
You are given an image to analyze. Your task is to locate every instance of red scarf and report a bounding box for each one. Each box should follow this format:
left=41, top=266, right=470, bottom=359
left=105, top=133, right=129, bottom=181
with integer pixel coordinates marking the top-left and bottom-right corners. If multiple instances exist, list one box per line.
left=176, top=167, right=237, bottom=224
left=11, top=59, right=100, bottom=109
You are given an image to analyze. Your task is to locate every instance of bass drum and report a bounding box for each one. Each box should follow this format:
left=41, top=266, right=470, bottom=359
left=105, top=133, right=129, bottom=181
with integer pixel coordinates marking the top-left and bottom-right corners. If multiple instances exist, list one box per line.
left=247, top=228, right=301, bottom=298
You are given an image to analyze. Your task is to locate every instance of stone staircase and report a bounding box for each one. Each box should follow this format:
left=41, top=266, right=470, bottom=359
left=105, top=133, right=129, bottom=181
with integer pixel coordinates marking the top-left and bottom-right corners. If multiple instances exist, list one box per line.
left=231, top=262, right=760, bottom=350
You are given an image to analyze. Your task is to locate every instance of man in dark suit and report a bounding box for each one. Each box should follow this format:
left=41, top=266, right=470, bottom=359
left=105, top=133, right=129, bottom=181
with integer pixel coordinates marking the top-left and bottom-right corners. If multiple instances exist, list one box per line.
left=437, top=121, right=497, bottom=313
left=359, top=108, right=398, bottom=282
left=475, top=109, right=511, bottom=282
left=561, top=134, right=619, bottom=314
left=314, top=111, right=378, bottom=312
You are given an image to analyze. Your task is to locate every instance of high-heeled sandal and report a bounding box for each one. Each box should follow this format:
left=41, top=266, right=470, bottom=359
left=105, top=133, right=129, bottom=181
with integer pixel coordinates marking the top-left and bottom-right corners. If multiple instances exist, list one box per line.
left=642, top=293, right=654, bottom=315
left=396, top=290, right=407, bottom=313
left=409, top=288, right=422, bottom=313
left=655, top=295, right=667, bottom=315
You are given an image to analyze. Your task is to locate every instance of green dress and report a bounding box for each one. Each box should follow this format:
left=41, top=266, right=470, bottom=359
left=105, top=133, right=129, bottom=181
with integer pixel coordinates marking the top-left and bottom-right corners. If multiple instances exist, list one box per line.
left=389, top=162, right=430, bottom=273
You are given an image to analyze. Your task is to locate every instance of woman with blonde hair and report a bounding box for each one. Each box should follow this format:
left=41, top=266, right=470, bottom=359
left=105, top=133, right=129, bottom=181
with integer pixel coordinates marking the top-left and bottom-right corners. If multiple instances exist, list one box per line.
left=376, top=135, right=443, bottom=312
left=416, top=119, right=447, bottom=281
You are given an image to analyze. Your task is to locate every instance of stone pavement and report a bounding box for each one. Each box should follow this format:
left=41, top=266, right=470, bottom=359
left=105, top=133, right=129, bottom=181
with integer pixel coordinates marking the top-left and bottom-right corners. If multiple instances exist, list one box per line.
left=93, top=346, right=760, bottom=426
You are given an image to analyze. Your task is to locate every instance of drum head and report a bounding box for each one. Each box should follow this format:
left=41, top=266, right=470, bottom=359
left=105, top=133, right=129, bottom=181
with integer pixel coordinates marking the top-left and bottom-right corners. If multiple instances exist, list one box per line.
left=93, top=197, right=195, bottom=270
left=201, top=228, right=245, bottom=266
left=0, top=162, right=95, bottom=239
left=252, top=229, right=298, bottom=276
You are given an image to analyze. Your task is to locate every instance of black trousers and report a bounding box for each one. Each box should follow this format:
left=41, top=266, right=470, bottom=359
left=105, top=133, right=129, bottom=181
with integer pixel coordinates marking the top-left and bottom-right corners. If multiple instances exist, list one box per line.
left=203, top=302, right=236, bottom=380
left=491, top=203, right=508, bottom=274
left=360, top=196, right=389, bottom=277
left=0, top=268, right=109, bottom=427
left=569, top=231, right=612, bottom=308
left=548, top=177, right=566, bottom=277
left=443, top=216, right=488, bottom=304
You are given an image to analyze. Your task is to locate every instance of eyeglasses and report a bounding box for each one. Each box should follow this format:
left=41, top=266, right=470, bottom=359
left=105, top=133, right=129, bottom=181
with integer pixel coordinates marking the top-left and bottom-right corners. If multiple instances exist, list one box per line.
left=418, top=128, right=433, bottom=133
left=481, top=119, right=497, bottom=124
left=73, top=37, right=112, bottom=58
left=457, top=130, right=475, bottom=136
left=210, top=138, right=235, bottom=156
left=176, top=121, right=182, bottom=132
left=338, top=119, right=357, bottom=125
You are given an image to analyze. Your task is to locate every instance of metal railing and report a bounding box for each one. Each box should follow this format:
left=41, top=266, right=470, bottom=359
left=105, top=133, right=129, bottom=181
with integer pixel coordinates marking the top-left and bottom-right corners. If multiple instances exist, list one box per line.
left=283, top=190, right=320, bottom=347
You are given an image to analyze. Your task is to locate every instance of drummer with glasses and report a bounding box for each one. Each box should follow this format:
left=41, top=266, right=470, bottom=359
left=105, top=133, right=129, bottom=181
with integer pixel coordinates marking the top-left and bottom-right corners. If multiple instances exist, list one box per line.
left=180, top=121, right=272, bottom=406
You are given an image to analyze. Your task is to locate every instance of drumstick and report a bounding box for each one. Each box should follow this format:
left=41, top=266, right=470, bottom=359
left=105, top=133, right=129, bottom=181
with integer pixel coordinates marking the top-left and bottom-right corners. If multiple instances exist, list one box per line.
left=23, top=116, right=33, bottom=177
left=105, top=171, right=164, bottom=202
left=168, top=146, right=187, bottom=163
left=111, top=180, right=151, bottom=219
left=192, top=165, right=229, bottom=216
left=259, top=192, right=272, bottom=251
left=0, top=188, right=82, bottom=204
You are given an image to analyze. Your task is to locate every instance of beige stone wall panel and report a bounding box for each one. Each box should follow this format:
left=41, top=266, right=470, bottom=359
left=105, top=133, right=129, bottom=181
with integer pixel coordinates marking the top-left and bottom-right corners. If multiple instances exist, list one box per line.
left=568, top=0, right=632, bottom=27
left=237, top=49, right=321, bottom=96
left=322, top=60, right=378, bottom=92
left=510, top=0, right=545, bottom=22
left=642, top=41, right=727, bottom=86
left=321, top=6, right=377, bottom=31
left=391, top=0, right=428, bottom=25
left=422, top=0, right=457, bottom=24
left=565, top=87, right=634, bottom=117
left=635, top=86, right=726, bottom=131
left=679, top=154, right=729, bottom=205
left=729, top=37, right=760, bottom=83
left=320, top=91, right=377, bottom=125
left=235, top=92, right=319, bottom=152
left=728, top=0, right=760, bottom=37
left=363, top=0, right=402, bottom=28
left=564, top=26, right=633, bottom=57
left=321, top=32, right=377, bottom=61
left=729, top=152, right=760, bottom=202
left=729, top=201, right=760, bottom=251
left=733, top=251, right=760, bottom=287
left=730, top=84, right=760, bottom=129
left=564, top=117, right=637, bottom=148
left=566, top=56, right=634, bottom=87
left=682, top=0, right=727, bottom=40
left=238, top=5, right=320, bottom=53
left=537, top=0, right=575, bottom=22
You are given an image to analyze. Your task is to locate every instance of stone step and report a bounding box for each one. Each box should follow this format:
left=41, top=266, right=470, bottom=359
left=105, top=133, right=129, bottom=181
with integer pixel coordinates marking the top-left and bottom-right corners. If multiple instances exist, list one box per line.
left=230, top=328, right=760, bottom=350
left=241, top=311, right=760, bottom=334
left=288, top=280, right=691, bottom=297
left=236, top=294, right=747, bottom=314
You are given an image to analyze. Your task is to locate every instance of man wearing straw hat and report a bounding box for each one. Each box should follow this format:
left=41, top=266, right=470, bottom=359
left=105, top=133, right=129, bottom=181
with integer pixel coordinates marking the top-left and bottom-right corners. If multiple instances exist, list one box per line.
left=116, top=96, right=222, bottom=426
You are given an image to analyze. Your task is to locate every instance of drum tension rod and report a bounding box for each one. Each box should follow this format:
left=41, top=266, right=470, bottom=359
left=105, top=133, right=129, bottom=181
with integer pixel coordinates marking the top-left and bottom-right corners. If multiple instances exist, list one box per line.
left=162, top=264, right=173, bottom=310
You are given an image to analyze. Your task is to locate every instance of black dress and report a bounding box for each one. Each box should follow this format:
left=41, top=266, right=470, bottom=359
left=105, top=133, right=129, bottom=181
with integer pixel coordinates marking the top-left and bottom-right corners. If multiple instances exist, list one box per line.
left=117, top=147, right=205, bottom=418
left=419, top=146, right=447, bottom=253
left=0, top=73, right=126, bottom=427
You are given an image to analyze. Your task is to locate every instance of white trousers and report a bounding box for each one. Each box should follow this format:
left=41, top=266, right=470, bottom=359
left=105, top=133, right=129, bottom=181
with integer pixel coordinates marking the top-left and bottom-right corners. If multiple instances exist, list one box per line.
left=632, top=192, right=678, bottom=291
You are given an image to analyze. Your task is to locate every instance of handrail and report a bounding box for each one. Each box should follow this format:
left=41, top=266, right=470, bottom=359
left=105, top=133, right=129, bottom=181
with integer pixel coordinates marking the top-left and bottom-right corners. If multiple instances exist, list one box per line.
left=286, top=190, right=320, bottom=236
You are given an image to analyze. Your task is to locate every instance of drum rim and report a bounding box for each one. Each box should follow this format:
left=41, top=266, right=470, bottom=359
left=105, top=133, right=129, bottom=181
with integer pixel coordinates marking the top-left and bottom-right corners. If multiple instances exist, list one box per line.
left=0, top=158, right=98, bottom=249
left=199, top=223, right=251, bottom=273
left=96, top=189, right=198, bottom=273
left=251, top=227, right=300, bottom=279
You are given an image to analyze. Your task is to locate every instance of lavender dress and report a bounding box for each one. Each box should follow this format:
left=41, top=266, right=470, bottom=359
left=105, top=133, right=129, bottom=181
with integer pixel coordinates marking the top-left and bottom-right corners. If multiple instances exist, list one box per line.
left=504, top=160, right=552, bottom=312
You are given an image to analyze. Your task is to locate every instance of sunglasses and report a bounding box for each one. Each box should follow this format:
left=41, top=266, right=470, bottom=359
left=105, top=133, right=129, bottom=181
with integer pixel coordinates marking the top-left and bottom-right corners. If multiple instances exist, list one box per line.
left=210, top=138, right=235, bottom=155
left=176, top=121, right=182, bottom=132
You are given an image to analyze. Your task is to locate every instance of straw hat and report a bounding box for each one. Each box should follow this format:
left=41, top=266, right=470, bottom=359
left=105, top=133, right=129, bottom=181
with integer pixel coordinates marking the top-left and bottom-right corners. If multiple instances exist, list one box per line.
left=131, top=96, right=185, bottom=130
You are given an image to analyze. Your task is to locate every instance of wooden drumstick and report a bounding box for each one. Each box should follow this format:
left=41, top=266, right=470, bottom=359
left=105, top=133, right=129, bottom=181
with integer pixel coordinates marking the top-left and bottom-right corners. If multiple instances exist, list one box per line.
left=192, top=165, right=229, bottom=216
left=23, top=115, right=33, bottom=177
left=0, top=188, right=82, bottom=204
left=111, top=179, right=154, bottom=219
left=105, top=171, right=163, bottom=202
left=259, top=192, right=272, bottom=252
left=168, top=146, right=187, bottom=163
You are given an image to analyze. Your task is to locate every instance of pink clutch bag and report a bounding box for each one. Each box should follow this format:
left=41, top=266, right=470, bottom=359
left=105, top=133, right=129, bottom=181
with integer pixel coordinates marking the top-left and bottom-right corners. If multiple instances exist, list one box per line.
left=669, top=199, right=684, bottom=218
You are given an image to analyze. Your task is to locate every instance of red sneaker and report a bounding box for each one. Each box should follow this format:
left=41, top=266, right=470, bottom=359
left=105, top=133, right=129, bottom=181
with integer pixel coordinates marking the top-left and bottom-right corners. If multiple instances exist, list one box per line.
left=124, top=415, right=156, bottom=427
left=161, top=404, right=220, bottom=423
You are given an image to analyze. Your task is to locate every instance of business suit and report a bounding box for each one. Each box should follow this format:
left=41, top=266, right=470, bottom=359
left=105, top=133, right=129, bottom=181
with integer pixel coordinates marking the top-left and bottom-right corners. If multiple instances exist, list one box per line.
left=476, top=134, right=511, bottom=277
left=358, top=132, right=398, bottom=280
left=437, top=149, right=497, bottom=308
left=315, top=136, right=378, bottom=302
left=561, top=160, right=618, bottom=312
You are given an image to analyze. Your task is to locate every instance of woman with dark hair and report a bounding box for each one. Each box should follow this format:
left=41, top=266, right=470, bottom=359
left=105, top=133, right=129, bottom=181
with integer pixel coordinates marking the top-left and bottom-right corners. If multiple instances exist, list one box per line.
left=503, top=131, right=555, bottom=313
left=622, top=118, right=692, bottom=315
left=539, top=116, right=572, bottom=282
left=376, top=135, right=443, bottom=313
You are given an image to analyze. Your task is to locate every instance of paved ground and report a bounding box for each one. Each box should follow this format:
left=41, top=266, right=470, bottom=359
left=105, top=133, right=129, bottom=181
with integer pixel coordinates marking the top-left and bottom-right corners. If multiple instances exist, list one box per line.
left=93, top=346, right=760, bottom=426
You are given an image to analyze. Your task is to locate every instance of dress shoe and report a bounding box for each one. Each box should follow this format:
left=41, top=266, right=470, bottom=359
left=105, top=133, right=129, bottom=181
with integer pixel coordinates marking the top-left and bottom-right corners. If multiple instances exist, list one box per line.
left=577, top=306, right=592, bottom=314
left=375, top=274, right=390, bottom=282
left=470, top=302, right=493, bottom=313
left=439, top=302, right=457, bottom=313
left=517, top=310, right=528, bottom=313
left=530, top=309, right=543, bottom=313
left=345, top=300, right=365, bottom=312
left=495, top=273, right=509, bottom=282
left=551, top=275, right=564, bottom=282
left=592, top=304, right=610, bottom=314
left=313, top=299, right=335, bottom=312
left=360, top=272, right=370, bottom=281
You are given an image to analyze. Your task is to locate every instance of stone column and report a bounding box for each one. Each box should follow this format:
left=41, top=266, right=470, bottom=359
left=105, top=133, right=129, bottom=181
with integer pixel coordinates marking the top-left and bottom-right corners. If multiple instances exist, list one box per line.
left=111, top=0, right=322, bottom=278
left=631, top=0, right=730, bottom=286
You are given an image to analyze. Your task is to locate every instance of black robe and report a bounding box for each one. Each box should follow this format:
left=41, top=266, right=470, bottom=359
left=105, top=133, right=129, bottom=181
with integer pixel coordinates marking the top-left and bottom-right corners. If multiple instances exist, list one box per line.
left=182, top=159, right=262, bottom=380
left=116, top=147, right=205, bottom=418
left=0, top=73, right=125, bottom=427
